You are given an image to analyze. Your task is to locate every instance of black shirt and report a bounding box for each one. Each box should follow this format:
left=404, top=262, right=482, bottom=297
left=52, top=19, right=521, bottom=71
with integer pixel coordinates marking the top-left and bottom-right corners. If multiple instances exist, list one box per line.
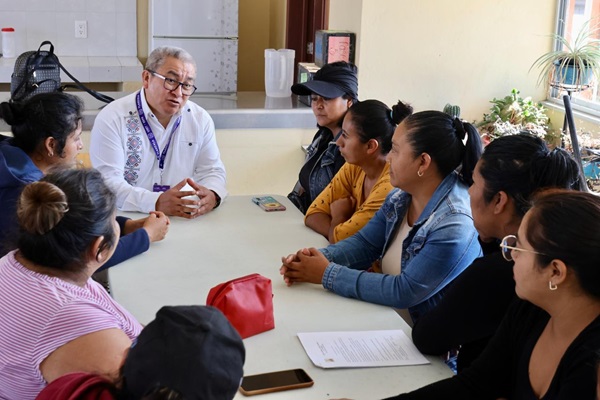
left=411, top=240, right=515, bottom=371
left=386, top=300, right=600, bottom=400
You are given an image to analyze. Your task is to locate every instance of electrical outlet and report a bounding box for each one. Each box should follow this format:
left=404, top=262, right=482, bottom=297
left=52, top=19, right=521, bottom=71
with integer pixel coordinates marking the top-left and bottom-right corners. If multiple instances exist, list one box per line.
left=75, top=20, right=87, bottom=39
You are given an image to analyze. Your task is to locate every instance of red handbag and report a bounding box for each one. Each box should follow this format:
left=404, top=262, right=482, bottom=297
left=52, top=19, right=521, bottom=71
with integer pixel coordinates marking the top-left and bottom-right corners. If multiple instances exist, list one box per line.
left=206, top=273, right=274, bottom=339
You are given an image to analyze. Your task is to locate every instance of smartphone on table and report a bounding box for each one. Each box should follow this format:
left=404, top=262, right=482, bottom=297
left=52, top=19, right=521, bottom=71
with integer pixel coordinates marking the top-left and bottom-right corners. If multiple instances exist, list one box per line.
left=251, top=196, right=286, bottom=212
left=239, top=368, right=314, bottom=396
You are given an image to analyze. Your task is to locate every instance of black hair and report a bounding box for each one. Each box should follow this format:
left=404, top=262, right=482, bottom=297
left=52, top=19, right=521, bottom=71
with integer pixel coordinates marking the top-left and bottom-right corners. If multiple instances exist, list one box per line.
left=115, top=366, right=184, bottom=400
left=526, top=190, right=600, bottom=300
left=323, top=61, right=358, bottom=103
left=0, top=92, right=83, bottom=156
left=402, top=111, right=482, bottom=185
left=342, top=94, right=358, bottom=105
left=479, top=134, right=583, bottom=217
left=16, top=168, right=117, bottom=272
left=347, top=99, right=412, bottom=154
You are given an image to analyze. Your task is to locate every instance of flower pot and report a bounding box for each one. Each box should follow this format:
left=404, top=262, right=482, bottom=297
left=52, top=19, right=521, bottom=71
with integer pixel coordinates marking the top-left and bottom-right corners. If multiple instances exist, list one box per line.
left=553, top=60, right=594, bottom=87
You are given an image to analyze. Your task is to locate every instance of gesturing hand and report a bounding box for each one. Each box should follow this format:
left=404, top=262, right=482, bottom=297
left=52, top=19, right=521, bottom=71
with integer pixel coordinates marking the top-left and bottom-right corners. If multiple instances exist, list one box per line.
left=186, top=180, right=219, bottom=216
left=279, top=247, right=329, bottom=286
left=155, top=178, right=201, bottom=218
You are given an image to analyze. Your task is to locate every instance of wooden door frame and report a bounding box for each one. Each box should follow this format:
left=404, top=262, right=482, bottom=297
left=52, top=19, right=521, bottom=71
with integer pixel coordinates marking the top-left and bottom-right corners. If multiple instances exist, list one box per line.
left=286, top=0, right=329, bottom=74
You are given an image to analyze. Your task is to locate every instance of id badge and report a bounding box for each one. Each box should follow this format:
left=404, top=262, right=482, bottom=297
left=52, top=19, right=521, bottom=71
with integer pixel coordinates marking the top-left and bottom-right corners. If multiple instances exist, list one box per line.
left=153, top=183, right=170, bottom=192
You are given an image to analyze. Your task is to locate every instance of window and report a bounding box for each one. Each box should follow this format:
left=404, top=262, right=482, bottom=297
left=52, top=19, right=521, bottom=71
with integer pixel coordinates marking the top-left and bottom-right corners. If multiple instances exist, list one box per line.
left=551, top=0, right=600, bottom=113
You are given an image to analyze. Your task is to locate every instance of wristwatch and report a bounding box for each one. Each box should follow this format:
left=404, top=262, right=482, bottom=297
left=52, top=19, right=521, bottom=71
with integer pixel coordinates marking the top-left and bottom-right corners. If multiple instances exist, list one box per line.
left=211, top=190, right=221, bottom=209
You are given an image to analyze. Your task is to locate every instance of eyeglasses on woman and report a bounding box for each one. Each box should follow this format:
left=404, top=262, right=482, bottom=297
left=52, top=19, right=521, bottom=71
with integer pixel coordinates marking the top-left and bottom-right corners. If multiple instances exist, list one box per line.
left=499, top=235, right=546, bottom=262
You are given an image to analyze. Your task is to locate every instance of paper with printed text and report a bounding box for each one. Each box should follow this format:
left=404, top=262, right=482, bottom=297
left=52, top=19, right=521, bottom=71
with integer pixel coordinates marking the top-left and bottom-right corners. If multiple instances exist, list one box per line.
left=297, top=330, right=430, bottom=368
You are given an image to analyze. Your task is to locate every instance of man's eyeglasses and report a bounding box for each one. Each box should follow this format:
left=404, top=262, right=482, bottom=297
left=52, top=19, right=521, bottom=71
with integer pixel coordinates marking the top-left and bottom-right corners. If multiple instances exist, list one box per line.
left=499, top=235, right=546, bottom=262
left=147, top=70, right=197, bottom=96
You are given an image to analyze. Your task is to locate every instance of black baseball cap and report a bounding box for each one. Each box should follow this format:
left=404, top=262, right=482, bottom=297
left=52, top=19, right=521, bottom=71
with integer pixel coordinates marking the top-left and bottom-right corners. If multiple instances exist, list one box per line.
left=122, top=306, right=245, bottom=399
left=292, top=61, right=358, bottom=100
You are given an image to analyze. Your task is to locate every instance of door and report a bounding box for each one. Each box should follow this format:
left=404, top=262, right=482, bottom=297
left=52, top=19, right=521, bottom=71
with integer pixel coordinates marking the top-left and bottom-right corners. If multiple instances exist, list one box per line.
left=286, top=0, right=328, bottom=69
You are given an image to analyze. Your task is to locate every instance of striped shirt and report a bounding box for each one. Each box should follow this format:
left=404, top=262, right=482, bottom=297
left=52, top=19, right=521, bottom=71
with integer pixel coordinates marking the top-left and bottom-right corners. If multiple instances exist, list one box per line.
left=0, top=251, right=142, bottom=400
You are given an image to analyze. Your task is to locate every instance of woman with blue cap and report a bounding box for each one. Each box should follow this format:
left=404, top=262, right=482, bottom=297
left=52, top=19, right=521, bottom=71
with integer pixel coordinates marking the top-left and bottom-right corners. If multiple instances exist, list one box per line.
left=288, top=61, right=359, bottom=214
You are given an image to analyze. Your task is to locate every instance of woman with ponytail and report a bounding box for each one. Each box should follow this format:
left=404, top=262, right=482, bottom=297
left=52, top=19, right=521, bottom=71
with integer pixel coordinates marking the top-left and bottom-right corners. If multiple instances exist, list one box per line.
left=411, top=134, right=583, bottom=372
left=305, top=99, right=412, bottom=243
left=281, top=111, right=483, bottom=324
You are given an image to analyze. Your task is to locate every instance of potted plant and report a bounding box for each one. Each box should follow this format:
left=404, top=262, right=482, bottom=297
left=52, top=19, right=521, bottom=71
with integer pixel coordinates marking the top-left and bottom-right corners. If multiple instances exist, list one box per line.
left=477, top=89, right=560, bottom=145
left=530, top=19, right=600, bottom=88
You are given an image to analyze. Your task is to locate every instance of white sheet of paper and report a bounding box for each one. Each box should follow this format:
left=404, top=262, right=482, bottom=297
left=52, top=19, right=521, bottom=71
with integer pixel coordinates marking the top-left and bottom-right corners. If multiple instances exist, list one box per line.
left=297, top=330, right=430, bottom=368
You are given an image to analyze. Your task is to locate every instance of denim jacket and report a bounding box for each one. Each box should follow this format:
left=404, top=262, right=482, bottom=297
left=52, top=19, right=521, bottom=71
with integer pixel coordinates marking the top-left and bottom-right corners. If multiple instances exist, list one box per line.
left=288, top=127, right=345, bottom=213
left=320, top=172, right=482, bottom=322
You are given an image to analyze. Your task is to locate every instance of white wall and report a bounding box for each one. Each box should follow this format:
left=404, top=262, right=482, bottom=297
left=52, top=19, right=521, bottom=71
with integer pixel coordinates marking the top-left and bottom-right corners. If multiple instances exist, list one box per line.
left=0, top=0, right=137, bottom=57
left=76, top=128, right=314, bottom=196
left=217, top=128, right=314, bottom=195
left=328, top=0, right=558, bottom=123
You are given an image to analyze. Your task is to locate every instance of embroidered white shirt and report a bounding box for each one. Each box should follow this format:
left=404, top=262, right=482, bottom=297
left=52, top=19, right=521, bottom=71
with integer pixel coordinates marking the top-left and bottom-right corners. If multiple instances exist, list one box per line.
left=90, top=89, right=227, bottom=213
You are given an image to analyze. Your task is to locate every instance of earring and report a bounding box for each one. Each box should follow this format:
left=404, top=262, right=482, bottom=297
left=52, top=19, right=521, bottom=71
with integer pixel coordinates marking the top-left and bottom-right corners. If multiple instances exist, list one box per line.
left=417, top=170, right=424, bottom=177
left=549, top=281, right=558, bottom=291
left=48, top=152, right=54, bottom=157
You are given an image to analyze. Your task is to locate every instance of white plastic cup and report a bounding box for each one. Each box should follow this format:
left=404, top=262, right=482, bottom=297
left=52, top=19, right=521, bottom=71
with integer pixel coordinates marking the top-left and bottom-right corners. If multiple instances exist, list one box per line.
left=264, top=48, right=295, bottom=98
left=1, top=27, right=16, bottom=58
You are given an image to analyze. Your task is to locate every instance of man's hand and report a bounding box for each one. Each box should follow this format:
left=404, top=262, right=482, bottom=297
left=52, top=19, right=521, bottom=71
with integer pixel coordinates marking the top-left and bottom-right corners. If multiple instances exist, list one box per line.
left=155, top=178, right=202, bottom=218
left=187, top=180, right=219, bottom=216
left=279, top=247, right=329, bottom=286
left=142, top=211, right=170, bottom=242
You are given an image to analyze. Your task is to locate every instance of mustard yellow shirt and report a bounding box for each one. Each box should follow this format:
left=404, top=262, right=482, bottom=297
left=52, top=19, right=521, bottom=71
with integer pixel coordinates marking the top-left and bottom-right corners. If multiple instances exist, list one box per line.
left=305, top=163, right=393, bottom=243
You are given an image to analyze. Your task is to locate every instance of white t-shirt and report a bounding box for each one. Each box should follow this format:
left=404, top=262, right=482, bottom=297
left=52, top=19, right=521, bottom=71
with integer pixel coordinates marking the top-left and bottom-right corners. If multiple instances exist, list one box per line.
left=381, top=214, right=412, bottom=276
left=90, top=89, right=227, bottom=213
left=381, top=215, right=414, bottom=325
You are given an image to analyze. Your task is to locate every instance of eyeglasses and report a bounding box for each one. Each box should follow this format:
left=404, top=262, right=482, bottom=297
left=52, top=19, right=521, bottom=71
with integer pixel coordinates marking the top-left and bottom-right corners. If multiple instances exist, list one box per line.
left=499, top=235, right=546, bottom=262
left=147, top=70, right=197, bottom=96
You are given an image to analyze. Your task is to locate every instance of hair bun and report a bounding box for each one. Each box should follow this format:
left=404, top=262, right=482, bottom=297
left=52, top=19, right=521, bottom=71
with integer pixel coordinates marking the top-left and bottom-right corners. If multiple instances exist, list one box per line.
left=0, top=101, right=26, bottom=126
left=390, top=100, right=413, bottom=125
left=17, top=181, right=69, bottom=235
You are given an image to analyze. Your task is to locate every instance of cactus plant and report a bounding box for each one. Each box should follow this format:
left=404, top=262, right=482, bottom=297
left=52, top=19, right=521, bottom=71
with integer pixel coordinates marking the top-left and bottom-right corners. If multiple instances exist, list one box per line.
left=443, top=103, right=461, bottom=118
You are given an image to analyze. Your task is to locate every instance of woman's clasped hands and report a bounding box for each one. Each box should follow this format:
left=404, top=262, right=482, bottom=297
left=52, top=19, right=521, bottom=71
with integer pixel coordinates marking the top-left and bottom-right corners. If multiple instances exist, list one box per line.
left=279, top=247, right=330, bottom=286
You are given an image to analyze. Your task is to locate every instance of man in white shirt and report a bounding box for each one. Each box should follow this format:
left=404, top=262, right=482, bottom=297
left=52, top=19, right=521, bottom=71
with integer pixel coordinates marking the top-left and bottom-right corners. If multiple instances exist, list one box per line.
left=90, top=46, right=226, bottom=218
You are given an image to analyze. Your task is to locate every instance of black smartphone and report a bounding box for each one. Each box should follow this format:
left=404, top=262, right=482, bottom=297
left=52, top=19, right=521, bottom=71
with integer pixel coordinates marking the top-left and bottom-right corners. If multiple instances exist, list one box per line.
left=239, top=368, right=314, bottom=396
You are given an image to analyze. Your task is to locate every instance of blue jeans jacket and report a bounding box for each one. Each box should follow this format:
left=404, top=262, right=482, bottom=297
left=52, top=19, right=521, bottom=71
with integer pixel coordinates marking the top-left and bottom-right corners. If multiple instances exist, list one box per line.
left=288, top=127, right=345, bottom=213
left=320, top=172, right=482, bottom=322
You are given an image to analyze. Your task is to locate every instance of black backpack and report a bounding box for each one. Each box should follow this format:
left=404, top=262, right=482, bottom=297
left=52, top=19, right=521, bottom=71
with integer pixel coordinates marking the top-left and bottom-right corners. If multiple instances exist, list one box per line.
left=10, top=41, right=114, bottom=104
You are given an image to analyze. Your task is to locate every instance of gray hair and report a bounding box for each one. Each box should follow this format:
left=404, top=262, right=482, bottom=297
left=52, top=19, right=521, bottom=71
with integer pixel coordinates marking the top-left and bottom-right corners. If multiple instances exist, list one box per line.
left=145, top=46, right=197, bottom=74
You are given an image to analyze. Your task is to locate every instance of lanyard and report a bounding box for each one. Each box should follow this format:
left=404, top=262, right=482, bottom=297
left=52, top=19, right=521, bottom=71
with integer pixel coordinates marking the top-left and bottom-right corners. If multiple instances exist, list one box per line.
left=135, top=91, right=182, bottom=171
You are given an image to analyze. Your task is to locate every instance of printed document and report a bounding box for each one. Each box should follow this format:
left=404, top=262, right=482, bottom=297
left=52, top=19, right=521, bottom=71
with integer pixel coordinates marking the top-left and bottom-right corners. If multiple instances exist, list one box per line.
left=297, top=330, right=429, bottom=368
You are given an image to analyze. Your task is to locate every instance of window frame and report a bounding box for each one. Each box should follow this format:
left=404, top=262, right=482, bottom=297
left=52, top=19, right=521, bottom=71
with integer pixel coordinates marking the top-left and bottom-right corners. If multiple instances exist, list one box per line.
left=549, top=0, right=600, bottom=115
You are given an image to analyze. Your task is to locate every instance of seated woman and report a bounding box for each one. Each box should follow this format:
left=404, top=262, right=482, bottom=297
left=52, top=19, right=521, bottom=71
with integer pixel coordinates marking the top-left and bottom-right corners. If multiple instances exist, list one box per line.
left=281, top=111, right=482, bottom=323
left=288, top=61, right=359, bottom=214
left=0, top=92, right=169, bottom=267
left=411, top=134, right=583, bottom=372
left=384, top=190, right=600, bottom=399
left=0, top=168, right=143, bottom=399
left=305, top=99, right=412, bottom=243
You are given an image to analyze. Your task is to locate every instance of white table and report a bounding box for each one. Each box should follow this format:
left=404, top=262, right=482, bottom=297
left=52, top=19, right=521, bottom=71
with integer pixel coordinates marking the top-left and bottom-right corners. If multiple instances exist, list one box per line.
left=110, top=196, right=452, bottom=399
